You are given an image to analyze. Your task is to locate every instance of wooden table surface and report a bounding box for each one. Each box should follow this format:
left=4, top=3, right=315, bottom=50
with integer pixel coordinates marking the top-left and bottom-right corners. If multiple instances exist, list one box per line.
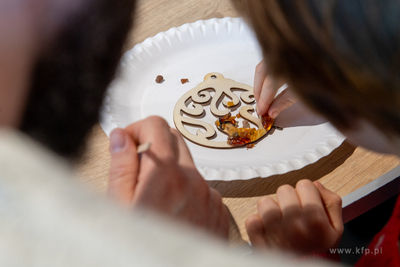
left=76, top=0, right=400, bottom=244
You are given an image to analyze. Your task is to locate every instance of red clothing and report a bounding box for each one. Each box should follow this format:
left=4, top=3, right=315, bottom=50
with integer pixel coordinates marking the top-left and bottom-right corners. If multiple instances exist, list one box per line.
left=355, top=195, right=400, bottom=266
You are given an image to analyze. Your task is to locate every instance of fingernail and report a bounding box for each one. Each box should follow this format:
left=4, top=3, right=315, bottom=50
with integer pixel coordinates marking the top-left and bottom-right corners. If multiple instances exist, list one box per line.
left=110, top=129, right=126, bottom=154
left=270, top=110, right=278, bottom=119
left=256, top=105, right=264, bottom=116
left=315, top=181, right=325, bottom=189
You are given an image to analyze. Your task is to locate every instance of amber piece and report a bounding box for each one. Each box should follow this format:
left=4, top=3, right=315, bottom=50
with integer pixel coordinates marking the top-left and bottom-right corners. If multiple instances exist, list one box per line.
left=218, top=113, right=236, bottom=127
left=216, top=117, right=266, bottom=148
left=246, top=143, right=255, bottom=149
left=227, top=101, right=234, bottom=107
left=181, top=78, right=189, bottom=84
left=155, top=75, right=164, bottom=83
left=236, top=114, right=241, bottom=118
left=261, top=114, right=275, bottom=131
left=221, top=113, right=231, bottom=122
left=228, top=137, right=251, bottom=146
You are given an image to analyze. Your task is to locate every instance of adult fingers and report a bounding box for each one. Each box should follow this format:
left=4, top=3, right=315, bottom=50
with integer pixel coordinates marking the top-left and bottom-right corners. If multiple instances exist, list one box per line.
left=123, top=117, right=181, bottom=204
left=314, top=181, right=344, bottom=234
left=268, top=87, right=298, bottom=119
left=208, top=188, right=229, bottom=239
left=124, top=116, right=179, bottom=164
left=170, top=127, right=195, bottom=168
left=108, top=128, right=140, bottom=207
left=219, top=204, right=230, bottom=239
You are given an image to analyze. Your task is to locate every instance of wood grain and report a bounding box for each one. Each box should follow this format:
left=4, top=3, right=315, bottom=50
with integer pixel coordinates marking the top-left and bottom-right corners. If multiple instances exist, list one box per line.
left=76, top=0, right=400, bottom=244
left=125, top=0, right=239, bottom=50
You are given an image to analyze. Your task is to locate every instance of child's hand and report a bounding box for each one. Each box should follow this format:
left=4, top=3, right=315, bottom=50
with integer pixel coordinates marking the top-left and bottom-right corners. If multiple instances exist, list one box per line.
left=254, top=60, right=298, bottom=118
left=246, top=179, right=343, bottom=254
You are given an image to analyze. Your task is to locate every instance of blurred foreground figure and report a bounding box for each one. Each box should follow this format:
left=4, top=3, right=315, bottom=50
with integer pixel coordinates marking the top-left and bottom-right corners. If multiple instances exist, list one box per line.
left=234, top=0, right=400, bottom=265
left=0, top=0, right=338, bottom=266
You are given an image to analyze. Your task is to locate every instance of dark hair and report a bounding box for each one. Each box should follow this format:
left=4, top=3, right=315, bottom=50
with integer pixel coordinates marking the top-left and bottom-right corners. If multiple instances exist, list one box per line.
left=21, top=0, right=136, bottom=160
left=233, top=0, right=400, bottom=136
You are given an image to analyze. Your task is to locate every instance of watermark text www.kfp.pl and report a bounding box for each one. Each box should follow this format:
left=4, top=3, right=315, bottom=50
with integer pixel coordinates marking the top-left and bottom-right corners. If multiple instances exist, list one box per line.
left=329, top=247, right=383, bottom=256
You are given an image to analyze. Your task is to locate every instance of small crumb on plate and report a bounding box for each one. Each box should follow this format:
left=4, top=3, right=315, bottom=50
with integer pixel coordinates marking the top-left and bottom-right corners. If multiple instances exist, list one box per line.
left=156, top=75, right=164, bottom=83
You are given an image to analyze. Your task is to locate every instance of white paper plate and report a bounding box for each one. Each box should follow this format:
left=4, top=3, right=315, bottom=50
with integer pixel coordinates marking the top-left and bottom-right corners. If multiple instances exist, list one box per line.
left=100, top=17, right=346, bottom=181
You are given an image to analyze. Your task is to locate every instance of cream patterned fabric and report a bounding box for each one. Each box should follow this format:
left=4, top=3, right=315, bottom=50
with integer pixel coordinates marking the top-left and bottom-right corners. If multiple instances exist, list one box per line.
left=0, top=129, right=341, bottom=267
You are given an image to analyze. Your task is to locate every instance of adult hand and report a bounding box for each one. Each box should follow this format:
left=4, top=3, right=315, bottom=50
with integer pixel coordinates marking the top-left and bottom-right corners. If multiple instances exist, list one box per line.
left=107, top=116, right=229, bottom=239
left=246, top=180, right=343, bottom=254
left=254, top=60, right=298, bottom=118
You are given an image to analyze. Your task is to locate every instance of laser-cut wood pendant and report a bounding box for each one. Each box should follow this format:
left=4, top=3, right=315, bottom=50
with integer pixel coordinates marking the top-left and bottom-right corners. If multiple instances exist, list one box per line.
left=173, top=73, right=271, bottom=148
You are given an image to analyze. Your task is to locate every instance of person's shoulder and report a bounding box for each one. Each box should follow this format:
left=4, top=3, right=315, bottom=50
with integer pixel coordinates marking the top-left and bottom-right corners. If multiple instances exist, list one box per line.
left=0, top=129, right=343, bottom=267
left=0, top=128, right=70, bottom=177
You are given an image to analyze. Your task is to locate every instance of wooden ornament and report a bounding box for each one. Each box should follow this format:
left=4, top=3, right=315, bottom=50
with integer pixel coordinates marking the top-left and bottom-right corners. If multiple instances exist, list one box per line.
left=173, top=73, right=267, bottom=148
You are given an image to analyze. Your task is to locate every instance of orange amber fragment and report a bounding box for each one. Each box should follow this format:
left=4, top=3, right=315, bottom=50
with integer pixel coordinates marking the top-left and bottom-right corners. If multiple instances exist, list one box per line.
left=215, top=113, right=268, bottom=148
left=227, top=101, right=234, bottom=107
left=218, top=114, right=236, bottom=127
left=228, top=137, right=251, bottom=146
left=246, top=143, right=255, bottom=149
left=261, top=114, right=275, bottom=131
left=219, top=114, right=230, bottom=123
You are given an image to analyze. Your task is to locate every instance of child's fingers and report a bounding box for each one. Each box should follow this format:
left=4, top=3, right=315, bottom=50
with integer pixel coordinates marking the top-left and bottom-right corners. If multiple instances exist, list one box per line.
left=257, top=196, right=282, bottom=227
left=314, top=181, right=344, bottom=234
left=257, top=77, right=281, bottom=116
left=254, top=61, right=267, bottom=102
left=295, top=179, right=324, bottom=210
left=245, top=214, right=268, bottom=247
left=268, top=88, right=298, bottom=119
left=276, top=185, right=301, bottom=218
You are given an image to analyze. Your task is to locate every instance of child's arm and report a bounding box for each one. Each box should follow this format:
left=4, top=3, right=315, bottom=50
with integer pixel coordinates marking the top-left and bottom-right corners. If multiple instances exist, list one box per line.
left=246, top=179, right=343, bottom=254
